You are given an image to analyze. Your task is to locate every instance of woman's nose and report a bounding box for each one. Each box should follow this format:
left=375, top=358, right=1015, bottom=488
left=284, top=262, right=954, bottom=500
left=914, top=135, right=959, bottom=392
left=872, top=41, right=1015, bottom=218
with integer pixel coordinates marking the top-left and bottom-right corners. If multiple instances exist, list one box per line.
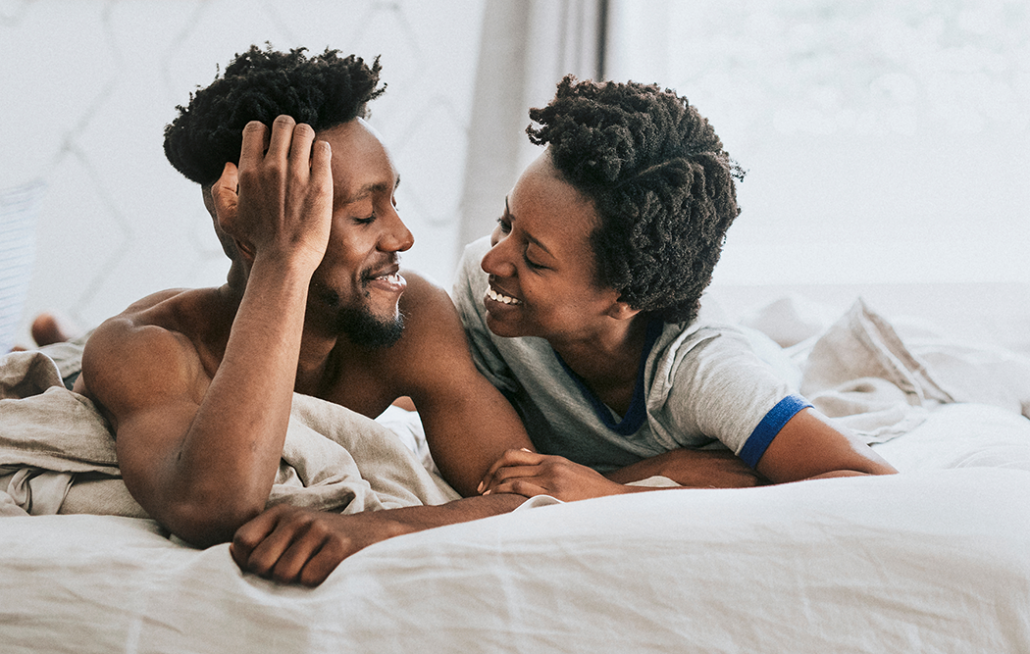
left=480, top=234, right=516, bottom=277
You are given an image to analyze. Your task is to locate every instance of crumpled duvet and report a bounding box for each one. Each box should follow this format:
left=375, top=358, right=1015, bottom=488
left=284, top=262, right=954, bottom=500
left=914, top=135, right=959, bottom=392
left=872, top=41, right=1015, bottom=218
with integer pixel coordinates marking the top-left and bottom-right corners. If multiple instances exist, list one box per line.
left=0, top=350, right=459, bottom=518
left=799, top=298, right=1030, bottom=442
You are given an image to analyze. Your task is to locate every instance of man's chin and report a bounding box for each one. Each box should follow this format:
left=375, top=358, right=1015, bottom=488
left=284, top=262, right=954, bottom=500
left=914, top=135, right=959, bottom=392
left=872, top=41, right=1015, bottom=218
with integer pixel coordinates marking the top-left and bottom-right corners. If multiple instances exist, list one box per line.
left=337, top=308, right=404, bottom=350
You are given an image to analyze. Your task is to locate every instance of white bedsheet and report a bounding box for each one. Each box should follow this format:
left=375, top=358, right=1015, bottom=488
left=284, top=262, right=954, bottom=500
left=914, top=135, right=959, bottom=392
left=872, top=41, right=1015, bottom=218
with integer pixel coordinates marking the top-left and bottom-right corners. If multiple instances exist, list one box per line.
left=1, top=467, right=1028, bottom=653
left=2, top=290, right=1029, bottom=652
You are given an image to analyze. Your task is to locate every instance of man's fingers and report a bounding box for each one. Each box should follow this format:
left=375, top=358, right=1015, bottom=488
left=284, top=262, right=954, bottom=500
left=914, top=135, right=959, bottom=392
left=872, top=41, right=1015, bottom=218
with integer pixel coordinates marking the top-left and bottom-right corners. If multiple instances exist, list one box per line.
left=212, top=162, right=239, bottom=223
left=244, top=516, right=317, bottom=577
left=287, top=122, right=317, bottom=173
left=231, top=508, right=280, bottom=570
left=299, top=539, right=350, bottom=587
left=264, top=114, right=297, bottom=161
left=239, top=120, right=270, bottom=169
left=268, top=523, right=327, bottom=584
left=309, top=139, right=333, bottom=191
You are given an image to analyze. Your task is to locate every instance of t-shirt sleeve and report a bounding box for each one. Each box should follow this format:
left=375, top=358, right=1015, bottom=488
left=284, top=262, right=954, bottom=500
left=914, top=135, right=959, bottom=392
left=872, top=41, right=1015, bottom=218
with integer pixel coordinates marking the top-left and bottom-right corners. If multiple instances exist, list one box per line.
left=659, top=325, right=810, bottom=467
left=450, top=237, right=520, bottom=394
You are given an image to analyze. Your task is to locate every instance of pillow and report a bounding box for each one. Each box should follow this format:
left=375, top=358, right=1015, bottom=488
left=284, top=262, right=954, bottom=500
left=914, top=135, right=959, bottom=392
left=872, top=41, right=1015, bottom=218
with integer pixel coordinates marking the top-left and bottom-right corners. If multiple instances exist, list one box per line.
left=0, top=180, right=46, bottom=353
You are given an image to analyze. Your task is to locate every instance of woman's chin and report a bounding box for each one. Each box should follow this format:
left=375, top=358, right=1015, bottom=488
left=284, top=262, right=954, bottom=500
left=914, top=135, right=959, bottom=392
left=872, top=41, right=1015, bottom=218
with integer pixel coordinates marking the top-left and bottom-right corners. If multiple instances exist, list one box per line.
left=485, top=313, right=525, bottom=339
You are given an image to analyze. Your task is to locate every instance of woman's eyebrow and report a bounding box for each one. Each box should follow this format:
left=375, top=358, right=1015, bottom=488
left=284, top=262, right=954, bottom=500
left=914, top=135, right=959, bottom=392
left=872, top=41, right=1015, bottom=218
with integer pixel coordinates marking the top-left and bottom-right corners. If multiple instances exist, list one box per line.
left=525, top=232, right=553, bottom=256
left=507, top=196, right=554, bottom=257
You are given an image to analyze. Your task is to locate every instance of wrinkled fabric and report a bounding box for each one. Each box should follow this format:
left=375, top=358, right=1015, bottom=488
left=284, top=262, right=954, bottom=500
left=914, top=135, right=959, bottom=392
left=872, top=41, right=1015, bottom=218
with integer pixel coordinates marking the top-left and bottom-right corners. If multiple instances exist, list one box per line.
left=0, top=351, right=458, bottom=517
left=800, top=299, right=1030, bottom=442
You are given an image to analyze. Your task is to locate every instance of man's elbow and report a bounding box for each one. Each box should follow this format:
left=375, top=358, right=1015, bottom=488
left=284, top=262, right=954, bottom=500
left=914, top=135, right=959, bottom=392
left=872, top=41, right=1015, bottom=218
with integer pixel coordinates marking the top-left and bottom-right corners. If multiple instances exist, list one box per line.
left=159, top=495, right=265, bottom=549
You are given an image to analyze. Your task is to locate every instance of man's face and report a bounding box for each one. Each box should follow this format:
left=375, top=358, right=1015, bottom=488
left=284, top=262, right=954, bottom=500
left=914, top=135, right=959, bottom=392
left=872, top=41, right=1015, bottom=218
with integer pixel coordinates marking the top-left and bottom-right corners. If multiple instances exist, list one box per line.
left=308, top=119, right=413, bottom=348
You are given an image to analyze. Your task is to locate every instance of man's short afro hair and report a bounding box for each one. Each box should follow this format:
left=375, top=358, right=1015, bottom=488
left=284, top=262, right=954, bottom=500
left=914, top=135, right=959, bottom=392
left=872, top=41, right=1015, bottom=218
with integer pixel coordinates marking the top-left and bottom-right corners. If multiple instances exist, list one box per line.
left=528, top=75, right=743, bottom=325
left=164, top=44, right=385, bottom=187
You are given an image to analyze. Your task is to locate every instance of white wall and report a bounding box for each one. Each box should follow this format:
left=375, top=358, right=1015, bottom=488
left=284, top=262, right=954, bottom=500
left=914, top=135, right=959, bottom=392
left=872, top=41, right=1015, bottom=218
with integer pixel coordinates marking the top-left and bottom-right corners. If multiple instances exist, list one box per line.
left=5, top=0, right=1028, bottom=348
left=607, top=0, right=1030, bottom=286
left=1, top=0, right=485, bottom=344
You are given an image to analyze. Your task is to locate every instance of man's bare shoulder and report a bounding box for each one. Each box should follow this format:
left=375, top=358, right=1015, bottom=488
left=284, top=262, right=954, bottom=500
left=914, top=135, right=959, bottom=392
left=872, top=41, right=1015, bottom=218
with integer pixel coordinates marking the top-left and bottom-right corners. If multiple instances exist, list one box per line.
left=79, top=287, right=227, bottom=412
left=396, top=270, right=454, bottom=315
left=393, top=271, right=468, bottom=353
left=376, top=270, right=477, bottom=386
left=88, top=287, right=219, bottom=354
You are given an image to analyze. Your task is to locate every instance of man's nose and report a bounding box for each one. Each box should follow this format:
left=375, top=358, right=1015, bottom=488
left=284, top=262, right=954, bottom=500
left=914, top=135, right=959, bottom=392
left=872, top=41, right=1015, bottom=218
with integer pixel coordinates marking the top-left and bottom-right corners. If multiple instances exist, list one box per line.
left=380, top=205, right=413, bottom=252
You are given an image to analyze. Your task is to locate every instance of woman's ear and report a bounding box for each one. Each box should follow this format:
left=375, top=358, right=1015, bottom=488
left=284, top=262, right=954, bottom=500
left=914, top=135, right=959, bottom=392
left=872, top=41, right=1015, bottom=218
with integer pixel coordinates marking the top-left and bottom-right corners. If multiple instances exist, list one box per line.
left=606, top=299, right=641, bottom=321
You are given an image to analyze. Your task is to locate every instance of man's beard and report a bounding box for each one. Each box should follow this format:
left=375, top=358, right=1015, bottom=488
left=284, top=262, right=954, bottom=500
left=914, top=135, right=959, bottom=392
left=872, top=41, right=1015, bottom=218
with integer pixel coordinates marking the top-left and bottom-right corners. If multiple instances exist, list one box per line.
left=335, top=302, right=404, bottom=349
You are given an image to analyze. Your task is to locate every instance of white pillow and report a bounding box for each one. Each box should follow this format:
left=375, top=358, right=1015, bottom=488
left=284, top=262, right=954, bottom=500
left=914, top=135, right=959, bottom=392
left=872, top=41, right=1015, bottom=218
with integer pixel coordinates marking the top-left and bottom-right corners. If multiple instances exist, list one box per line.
left=0, top=180, right=46, bottom=352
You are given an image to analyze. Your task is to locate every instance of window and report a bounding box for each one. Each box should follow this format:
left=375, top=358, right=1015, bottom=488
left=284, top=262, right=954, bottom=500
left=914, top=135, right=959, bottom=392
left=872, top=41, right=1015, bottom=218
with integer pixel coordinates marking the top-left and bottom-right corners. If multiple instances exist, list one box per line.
left=607, top=0, right=1030, bottom=284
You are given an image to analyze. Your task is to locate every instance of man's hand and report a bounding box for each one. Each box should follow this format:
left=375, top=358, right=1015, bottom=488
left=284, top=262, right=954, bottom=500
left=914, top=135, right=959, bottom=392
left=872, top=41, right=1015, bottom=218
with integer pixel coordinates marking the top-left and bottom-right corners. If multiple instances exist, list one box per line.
left=230, top=494, right=527, bottom=587
left=230, top=504, right=405, bottom=587
left=478, top=449, right=631, bottom=502
left=213, top=115, right=333, bottom=275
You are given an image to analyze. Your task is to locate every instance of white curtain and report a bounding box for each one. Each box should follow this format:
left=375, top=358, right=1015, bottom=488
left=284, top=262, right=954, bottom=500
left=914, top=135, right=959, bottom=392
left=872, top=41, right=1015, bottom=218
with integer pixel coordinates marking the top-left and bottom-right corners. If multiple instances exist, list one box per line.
left=458, top=0, right=608, bottom=248
left=602, top=0, right=1030, bottom=286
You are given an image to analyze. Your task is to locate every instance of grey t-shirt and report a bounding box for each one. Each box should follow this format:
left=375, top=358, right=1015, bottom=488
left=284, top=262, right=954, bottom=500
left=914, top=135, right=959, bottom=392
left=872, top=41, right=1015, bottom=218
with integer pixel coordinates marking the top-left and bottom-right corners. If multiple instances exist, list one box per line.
left=453, top=236, right=808, bottom=472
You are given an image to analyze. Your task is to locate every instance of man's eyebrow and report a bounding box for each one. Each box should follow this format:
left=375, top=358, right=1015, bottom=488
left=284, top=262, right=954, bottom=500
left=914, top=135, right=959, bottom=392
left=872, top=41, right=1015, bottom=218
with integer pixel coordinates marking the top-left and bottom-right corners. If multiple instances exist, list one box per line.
left=339, top=176, right=400, bottom=205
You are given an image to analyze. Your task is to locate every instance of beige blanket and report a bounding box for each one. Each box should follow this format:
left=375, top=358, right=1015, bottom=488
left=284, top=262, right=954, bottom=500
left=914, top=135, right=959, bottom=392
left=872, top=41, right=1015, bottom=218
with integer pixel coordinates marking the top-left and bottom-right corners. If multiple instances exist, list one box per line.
left=0, top=350, right=459, bottom=518
left=800, top=299, right=1030, bottom=442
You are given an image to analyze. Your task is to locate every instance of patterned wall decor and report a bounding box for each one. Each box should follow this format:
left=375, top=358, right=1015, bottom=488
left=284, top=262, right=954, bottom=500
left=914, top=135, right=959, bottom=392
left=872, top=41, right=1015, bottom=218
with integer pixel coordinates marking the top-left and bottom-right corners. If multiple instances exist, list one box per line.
left=0, top=0, right=484, bottom=344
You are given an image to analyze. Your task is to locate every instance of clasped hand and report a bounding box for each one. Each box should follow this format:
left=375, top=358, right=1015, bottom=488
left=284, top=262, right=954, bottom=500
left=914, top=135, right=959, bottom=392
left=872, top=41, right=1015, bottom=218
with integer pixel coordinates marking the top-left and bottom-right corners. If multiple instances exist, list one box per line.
left=211, top=115, right=333, bottom=273
left=477, top=449, right=628, bottom=502
left=231, top=504, right=404, bottom=587
left=478, top=447, right=767, bottom=502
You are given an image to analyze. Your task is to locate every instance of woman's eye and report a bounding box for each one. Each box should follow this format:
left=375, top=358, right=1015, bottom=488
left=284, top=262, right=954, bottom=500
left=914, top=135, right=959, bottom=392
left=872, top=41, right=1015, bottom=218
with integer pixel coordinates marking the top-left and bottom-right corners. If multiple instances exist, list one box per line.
left=496, top=216, right=512, bottom=234
left=355, top=212, right=376, bottom=225
left=523, top=254, right=546, bottom=271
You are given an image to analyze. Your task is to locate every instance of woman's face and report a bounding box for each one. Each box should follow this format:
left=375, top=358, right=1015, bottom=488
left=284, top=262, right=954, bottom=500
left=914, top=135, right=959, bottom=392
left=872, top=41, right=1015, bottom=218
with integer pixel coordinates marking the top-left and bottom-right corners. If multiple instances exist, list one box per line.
left=479, top=150, right=622, bottom=343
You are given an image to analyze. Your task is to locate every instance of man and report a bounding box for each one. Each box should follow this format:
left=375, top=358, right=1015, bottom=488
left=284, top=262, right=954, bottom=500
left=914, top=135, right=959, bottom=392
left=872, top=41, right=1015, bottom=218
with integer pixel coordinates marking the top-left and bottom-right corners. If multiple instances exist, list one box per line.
left=76, top=46, right=532, bottom=586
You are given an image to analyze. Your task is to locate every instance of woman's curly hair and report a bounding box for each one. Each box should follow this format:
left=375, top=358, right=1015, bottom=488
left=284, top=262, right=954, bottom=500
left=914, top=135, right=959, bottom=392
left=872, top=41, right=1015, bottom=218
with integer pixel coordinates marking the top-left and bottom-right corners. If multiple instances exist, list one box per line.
left=528, top=75, right=743, bottom=325
left=164, top=45, right=385, bottom=187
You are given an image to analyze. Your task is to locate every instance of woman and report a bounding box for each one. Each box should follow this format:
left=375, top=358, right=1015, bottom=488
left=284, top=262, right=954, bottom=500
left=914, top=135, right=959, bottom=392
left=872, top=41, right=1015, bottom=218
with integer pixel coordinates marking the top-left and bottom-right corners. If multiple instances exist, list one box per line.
left=455, top=76, right=896, bottom=501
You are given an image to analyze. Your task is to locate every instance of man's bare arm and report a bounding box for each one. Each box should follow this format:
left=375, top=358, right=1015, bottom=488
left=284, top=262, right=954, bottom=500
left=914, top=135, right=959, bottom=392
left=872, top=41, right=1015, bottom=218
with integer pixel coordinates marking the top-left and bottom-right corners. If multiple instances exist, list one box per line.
left=231, top=493, right=526, bottom=586
left=389, top=274, right=536, bottom=496
left=81, top=117, right=333, bottom=547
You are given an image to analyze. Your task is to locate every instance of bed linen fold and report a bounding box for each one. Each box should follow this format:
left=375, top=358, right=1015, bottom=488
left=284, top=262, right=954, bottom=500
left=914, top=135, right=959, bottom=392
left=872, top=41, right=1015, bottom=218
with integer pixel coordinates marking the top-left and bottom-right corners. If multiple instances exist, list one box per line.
left=0, top=350, right=458, bottom=518
left=799, top=298, right=1030, bottom=443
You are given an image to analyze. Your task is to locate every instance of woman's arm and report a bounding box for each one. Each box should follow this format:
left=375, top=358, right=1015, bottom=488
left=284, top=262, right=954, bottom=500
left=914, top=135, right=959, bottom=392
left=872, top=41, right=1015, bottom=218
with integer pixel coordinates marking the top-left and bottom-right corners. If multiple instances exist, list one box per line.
left=753, top=408, right=897, bottom=482
left=479, top=408, right=895, bottom=502
left=603, top=448, right=767, bottom=487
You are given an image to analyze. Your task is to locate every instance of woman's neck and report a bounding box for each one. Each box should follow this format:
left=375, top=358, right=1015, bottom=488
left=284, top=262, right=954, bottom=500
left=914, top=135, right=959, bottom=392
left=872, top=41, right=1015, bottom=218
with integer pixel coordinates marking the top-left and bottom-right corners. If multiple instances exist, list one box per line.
left=551, top=315, right=652, bottom=414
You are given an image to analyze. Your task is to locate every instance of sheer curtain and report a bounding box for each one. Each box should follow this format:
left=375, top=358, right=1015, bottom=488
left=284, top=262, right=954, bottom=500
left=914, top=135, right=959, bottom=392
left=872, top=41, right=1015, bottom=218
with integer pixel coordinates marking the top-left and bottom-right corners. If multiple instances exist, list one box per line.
left=458, top=0, right=608, bottom=249
left=604, top=0, right=1030, bottom=286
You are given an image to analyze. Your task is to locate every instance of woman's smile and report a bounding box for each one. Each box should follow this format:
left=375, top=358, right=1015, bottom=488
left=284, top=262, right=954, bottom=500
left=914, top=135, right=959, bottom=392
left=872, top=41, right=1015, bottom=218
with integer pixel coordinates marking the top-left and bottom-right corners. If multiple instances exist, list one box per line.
left=486, top=285, right=522, bottom=306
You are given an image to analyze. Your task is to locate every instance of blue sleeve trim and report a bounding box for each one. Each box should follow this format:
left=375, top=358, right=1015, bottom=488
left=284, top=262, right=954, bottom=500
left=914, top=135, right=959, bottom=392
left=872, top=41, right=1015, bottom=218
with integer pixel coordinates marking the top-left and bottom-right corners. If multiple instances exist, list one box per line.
left=738, top=395, right=812, bottom=469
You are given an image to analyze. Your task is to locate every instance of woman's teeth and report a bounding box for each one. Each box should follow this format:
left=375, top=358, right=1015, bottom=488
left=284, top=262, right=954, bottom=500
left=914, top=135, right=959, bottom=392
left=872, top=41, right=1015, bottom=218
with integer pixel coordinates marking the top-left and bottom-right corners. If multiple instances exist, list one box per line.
left=488, top=288, right=521, bottom=305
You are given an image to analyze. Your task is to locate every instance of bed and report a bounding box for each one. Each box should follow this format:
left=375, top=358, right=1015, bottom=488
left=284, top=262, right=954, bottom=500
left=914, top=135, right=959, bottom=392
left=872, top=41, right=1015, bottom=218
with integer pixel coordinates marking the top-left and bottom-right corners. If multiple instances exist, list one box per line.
left=2, top=284, right=1029, bottom=653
